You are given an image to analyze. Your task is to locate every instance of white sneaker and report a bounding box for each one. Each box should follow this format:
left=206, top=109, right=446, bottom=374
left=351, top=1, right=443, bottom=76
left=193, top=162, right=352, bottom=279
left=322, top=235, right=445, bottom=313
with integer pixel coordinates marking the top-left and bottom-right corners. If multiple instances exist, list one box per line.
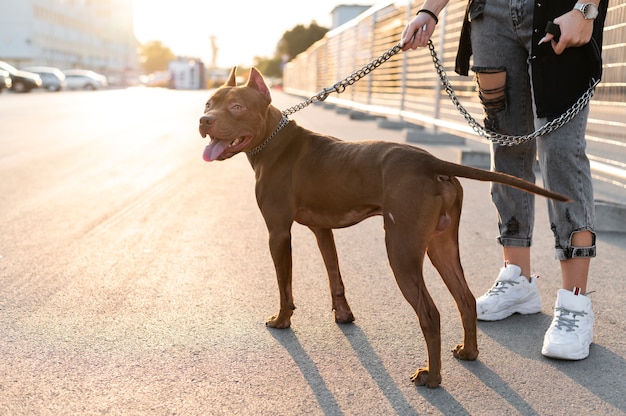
left=542, top=288, right=594, bottom=360
left=476, top=263, right=542, bottom=321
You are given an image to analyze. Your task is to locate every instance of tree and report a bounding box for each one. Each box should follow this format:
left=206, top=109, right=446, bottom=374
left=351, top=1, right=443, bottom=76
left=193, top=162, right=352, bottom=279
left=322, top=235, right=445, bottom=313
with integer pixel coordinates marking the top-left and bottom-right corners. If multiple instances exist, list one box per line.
left=253, top=56, right=282, bottom=78
left=138, top=41, right=176, bottom=74
left=278, top=22, right=328, bottom=61
left=254, top=21, right=328, bottom=78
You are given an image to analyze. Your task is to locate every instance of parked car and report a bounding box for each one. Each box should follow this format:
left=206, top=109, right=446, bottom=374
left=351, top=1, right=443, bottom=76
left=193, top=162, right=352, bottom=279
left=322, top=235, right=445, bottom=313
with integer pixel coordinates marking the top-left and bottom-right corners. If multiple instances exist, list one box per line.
left=22, top=66, right=66, bottom=91
left=0, top=61, right=42, bottom=92
left=140, top=71, right=172, bottom=88
left=63, top=69, right=108, bottom=90
left=0, top=69, right=11, bottom=92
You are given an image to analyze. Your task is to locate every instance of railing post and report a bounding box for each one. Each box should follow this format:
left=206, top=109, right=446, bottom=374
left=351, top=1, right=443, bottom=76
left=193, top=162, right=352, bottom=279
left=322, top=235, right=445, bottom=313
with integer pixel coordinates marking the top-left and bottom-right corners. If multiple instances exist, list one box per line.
left=400, top=1, right=413, bottom=119
left=367, top=10, right=378, bottom=105
left=337, top=31, right=343, bottom=89
left=432, top=7, right=448, bottom=132
left=349, top=25, right=358, bottom=101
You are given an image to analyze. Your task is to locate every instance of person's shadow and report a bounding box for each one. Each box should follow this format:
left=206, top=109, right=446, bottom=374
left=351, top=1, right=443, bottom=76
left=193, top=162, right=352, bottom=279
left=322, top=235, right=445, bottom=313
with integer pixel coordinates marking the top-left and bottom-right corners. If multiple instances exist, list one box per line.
left=474, top=312, right=626, bottom=413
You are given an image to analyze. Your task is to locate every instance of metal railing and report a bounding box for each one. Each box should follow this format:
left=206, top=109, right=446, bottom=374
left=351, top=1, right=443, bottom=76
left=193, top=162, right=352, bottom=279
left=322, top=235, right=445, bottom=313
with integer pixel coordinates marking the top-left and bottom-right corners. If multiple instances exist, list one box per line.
left=283, top=0, right=626, bottom=192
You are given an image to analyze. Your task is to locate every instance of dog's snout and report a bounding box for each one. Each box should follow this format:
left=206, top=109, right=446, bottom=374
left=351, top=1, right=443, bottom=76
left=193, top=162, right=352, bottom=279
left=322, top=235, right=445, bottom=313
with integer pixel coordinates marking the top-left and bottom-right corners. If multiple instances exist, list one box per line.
left=199, top=114, right=216, bottom=138
left=199, top=115, right=214, bottom=127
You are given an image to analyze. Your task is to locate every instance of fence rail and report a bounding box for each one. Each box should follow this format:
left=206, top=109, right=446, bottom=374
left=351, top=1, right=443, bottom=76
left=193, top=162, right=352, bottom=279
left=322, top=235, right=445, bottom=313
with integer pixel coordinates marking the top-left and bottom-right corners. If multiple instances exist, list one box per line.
left=283, top=0, right=626, bottom=193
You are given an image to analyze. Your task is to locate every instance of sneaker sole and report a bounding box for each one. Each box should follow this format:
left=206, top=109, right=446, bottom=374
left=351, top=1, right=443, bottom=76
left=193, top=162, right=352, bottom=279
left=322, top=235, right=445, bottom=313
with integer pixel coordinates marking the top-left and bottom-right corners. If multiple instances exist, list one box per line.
left=542, top=344, right=591, bottom=360
left=477, top=302, right=542, bottom=321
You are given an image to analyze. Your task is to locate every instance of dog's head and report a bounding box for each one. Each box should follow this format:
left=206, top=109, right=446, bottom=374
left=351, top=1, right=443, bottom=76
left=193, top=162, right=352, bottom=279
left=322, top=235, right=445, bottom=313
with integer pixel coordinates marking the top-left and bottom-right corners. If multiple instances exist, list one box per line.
left=199, top=67, right=273, bottom=161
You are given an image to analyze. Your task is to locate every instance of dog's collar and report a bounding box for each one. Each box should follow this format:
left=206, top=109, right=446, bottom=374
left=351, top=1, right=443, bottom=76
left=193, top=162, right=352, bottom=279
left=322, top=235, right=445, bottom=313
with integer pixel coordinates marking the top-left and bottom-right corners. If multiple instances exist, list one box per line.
left=246, top=115, right=290, bottom=157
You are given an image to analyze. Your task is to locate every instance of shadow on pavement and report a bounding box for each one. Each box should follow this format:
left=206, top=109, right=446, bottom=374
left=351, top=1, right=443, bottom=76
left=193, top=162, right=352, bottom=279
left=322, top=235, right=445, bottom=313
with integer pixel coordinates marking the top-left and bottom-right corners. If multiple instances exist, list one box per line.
left=267, top=327, right=343, bottom=416
left=339, top=324, right=419, bottom=415
left=476, top=313, right=626, bottom=413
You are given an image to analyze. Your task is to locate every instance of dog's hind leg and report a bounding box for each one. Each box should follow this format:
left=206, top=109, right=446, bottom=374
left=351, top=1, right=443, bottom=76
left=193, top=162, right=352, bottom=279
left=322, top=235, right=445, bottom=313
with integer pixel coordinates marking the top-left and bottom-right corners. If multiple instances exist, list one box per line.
left=427, top=178, right=479, bottom=361
left=310, top=227, right=355, bottom=324
left=427, top=225, right=479, bottom=361
left=384, top=212, right=442, bottom=388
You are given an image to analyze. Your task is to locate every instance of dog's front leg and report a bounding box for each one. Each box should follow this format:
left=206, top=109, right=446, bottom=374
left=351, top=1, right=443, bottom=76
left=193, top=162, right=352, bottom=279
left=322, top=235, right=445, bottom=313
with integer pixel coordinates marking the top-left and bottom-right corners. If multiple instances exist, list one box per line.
left=266, top=228, right=296, bottom=329
left=310, top=227, right=355, bottom=324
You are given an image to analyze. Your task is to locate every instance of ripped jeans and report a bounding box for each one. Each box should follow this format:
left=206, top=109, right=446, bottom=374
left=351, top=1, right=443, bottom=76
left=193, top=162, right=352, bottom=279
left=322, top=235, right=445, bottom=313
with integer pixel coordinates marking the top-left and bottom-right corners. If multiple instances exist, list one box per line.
left=470, top=0, right=596, bottom=260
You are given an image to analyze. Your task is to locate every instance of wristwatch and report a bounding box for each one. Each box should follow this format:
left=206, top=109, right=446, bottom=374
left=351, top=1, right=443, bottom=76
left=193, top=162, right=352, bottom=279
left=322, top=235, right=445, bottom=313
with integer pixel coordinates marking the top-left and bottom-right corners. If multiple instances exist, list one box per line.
left=573, top=2, right=599, bottom=19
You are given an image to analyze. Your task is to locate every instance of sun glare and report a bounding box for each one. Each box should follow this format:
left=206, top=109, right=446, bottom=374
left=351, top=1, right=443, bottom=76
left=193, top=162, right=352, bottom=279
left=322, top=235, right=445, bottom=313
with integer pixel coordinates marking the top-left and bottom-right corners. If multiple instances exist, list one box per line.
left=132, top=0, right=370, bottom=68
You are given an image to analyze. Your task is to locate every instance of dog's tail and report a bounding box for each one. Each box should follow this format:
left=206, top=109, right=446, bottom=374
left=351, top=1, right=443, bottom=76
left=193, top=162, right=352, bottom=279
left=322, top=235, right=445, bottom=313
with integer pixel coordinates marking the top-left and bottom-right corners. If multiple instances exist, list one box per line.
left=435, top=159, right=570, bottom=202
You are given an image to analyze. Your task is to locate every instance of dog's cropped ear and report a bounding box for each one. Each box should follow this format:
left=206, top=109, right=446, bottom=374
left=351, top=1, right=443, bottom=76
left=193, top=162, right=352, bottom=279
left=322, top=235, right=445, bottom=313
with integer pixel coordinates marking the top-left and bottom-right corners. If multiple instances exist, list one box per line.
left=246, top=67, right=271, bottom=103
left=225, top=67, right=237, bottom=87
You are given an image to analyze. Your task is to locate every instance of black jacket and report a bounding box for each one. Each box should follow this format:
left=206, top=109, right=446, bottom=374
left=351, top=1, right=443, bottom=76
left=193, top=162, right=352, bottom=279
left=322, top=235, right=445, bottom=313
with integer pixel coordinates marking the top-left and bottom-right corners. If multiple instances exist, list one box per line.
left=455, top=0, right=608, bottom=118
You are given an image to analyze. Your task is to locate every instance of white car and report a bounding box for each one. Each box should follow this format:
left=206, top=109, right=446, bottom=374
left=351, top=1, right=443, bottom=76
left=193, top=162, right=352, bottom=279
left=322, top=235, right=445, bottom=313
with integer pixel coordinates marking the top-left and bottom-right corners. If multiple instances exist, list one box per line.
left=22, top=66, right=67, bottom=91
left=63, top=69, right=108, bottom=90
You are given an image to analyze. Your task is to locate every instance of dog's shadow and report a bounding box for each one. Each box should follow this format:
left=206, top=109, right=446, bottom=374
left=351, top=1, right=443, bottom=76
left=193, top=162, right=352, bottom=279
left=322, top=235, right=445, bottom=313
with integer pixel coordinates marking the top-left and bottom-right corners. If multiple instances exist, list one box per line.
left=268, top=324, right=468, bottom=415
left=338, top=324, right=421, bottom=415
left=267, top=327, right=342, bottom=415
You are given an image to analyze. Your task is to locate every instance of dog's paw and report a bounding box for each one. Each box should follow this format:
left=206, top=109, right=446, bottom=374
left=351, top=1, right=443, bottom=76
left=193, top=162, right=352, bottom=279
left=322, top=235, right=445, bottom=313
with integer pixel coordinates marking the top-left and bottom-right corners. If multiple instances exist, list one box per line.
left=452, top=343, right=479, bottom=361
left=334, top=309, right=355, bottom=324
left=266, top=311, right=292, bottom=329
left=410, top=368, right=441, bottom=388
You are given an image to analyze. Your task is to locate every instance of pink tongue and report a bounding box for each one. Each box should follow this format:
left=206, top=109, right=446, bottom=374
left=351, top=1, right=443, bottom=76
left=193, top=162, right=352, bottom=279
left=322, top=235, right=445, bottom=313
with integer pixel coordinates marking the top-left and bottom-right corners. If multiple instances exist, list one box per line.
left=203, top=139, right=229, bottom=162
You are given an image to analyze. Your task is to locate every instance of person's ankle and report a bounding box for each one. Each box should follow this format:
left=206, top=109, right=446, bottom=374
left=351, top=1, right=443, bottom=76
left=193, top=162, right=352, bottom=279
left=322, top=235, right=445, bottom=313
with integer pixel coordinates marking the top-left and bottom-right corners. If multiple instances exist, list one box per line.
left=503, top=261, right=531, bottom=282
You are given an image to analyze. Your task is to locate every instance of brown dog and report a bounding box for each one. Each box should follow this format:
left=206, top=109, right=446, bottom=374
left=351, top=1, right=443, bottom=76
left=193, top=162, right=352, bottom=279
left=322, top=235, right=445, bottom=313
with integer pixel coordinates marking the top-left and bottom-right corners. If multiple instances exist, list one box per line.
left=199, top=67, right=568, bottom=388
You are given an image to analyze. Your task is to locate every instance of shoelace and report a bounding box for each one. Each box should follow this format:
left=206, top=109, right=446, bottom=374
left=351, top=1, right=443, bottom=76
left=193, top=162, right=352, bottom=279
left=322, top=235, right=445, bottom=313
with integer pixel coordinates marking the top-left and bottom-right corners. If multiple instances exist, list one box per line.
left=486, top=280, right=519, bottom=296
left=553, top=307, right=588, bottom=332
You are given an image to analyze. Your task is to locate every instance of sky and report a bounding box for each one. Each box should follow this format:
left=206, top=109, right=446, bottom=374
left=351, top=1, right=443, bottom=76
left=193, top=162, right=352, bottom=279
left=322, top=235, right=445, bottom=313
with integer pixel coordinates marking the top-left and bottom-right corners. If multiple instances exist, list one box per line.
left=132, top=0, right=377, bottom=69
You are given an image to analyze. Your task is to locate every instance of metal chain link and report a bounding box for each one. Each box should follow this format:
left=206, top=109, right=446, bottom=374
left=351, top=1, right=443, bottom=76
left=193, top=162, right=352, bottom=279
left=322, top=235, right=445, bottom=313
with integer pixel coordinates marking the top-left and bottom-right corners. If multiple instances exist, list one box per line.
left=282, top=43, right=403, bottom=117
left=282, top=40, right=598, bottom=146
left=424, top=40, right=599, bottom=146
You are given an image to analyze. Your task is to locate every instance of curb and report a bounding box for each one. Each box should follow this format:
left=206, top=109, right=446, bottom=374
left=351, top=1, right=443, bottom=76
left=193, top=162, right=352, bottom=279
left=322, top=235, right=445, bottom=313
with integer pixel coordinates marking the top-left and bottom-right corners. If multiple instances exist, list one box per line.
left=595, top=200, right=626, bottom=233
left=460, top=150, right=490, bottom=169
left=405, top=129, right=465, bottom=145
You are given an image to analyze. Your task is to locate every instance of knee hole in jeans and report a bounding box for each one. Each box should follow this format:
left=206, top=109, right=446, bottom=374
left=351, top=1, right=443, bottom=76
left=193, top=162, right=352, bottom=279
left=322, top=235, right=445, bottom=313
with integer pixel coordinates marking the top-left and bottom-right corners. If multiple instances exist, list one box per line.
left=475, top=69, right=507, bottom=115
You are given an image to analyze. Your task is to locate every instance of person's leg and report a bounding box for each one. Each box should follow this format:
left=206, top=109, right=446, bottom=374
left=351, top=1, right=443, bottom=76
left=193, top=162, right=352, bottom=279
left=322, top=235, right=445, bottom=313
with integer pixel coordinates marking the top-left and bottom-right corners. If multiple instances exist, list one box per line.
left=502, top=246, right=531, bottom=281
left=561, top=231, right=593, bottom=293
left=535, top=105, right=595, bottom=359
left=536, top=103, right=595, bottom=291
left=471, top=0, right=542, bottom=321
left=471, top=0, right=537, bottom=256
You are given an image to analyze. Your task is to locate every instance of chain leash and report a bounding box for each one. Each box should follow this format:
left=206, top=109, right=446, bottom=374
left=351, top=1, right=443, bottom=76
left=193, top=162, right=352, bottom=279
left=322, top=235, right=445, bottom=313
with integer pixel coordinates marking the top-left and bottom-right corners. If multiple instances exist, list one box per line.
left=424, top=40, right=598, bottom=146
left=282, top=43, right=403, bottom=117
left=283, top=40, right=598, bottom=146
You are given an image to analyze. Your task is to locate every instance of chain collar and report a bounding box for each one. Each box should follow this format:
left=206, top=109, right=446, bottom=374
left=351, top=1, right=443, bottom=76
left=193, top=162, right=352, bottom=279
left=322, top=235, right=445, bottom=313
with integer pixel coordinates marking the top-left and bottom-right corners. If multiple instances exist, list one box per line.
left=246, top=115, right=290, bottom=157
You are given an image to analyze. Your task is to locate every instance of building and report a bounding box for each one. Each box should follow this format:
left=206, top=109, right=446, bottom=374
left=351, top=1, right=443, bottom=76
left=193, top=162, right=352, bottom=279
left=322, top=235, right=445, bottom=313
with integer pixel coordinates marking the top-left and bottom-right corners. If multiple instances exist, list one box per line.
left=0, top=0, right=138, bottom=85
left=168, top=57, right=204, bottom=90
left=330, top=4, right=372, bottom=29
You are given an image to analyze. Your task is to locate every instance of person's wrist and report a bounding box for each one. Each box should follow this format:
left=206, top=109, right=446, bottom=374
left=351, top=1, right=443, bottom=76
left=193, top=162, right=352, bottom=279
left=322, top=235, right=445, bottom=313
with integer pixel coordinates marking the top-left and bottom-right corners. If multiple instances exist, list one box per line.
left=573, top=2, right=598, bottom=19
left=417, top=9, right=438, bottom=25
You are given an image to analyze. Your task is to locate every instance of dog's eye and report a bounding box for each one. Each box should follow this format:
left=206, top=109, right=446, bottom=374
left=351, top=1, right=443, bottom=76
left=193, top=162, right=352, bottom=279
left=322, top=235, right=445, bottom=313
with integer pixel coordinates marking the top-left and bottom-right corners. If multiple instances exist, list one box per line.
left=205, top=101, right=211, bottom=110
left=232, top=104, right=243, bottom=111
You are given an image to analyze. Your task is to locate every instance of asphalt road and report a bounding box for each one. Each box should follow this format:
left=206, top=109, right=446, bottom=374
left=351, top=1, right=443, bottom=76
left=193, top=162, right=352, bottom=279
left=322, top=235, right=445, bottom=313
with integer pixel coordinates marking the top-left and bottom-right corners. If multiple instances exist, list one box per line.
left=1, top=88, right=625, bottom=415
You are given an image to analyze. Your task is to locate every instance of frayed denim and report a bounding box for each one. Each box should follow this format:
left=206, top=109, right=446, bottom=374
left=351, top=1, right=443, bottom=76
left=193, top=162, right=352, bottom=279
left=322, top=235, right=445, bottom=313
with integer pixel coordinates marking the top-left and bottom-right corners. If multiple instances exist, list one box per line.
left=470, top=0, right=596, bottom=260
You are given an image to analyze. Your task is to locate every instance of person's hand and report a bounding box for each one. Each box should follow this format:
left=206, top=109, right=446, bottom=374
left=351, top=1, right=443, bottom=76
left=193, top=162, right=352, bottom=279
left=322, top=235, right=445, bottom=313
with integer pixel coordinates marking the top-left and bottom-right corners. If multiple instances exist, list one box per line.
left=401, top=13, right=437, bottom=50
left=538, top=9, right=594, bottom=55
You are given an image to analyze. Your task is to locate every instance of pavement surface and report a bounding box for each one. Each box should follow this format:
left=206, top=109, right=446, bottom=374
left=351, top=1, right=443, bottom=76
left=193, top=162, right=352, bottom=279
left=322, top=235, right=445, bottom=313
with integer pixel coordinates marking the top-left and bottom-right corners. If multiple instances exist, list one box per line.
left=0, top=88, right=625, bottom=415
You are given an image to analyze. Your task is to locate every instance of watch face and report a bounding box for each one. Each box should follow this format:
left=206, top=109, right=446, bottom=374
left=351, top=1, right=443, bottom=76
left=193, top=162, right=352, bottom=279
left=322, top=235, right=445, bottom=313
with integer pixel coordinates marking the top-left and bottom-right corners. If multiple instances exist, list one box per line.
left=583, top=3, right=598, bottom=18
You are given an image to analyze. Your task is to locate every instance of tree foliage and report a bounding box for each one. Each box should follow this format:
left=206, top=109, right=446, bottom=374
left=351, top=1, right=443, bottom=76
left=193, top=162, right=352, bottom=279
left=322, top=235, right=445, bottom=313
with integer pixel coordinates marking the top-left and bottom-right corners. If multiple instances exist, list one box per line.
left=278, top=22, right=328, bottom=61
left=138, top=40, right=176, bottom=74
left=255, top=21, right=328, bottom=78
left=253, top=56, right=282, bottom=79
